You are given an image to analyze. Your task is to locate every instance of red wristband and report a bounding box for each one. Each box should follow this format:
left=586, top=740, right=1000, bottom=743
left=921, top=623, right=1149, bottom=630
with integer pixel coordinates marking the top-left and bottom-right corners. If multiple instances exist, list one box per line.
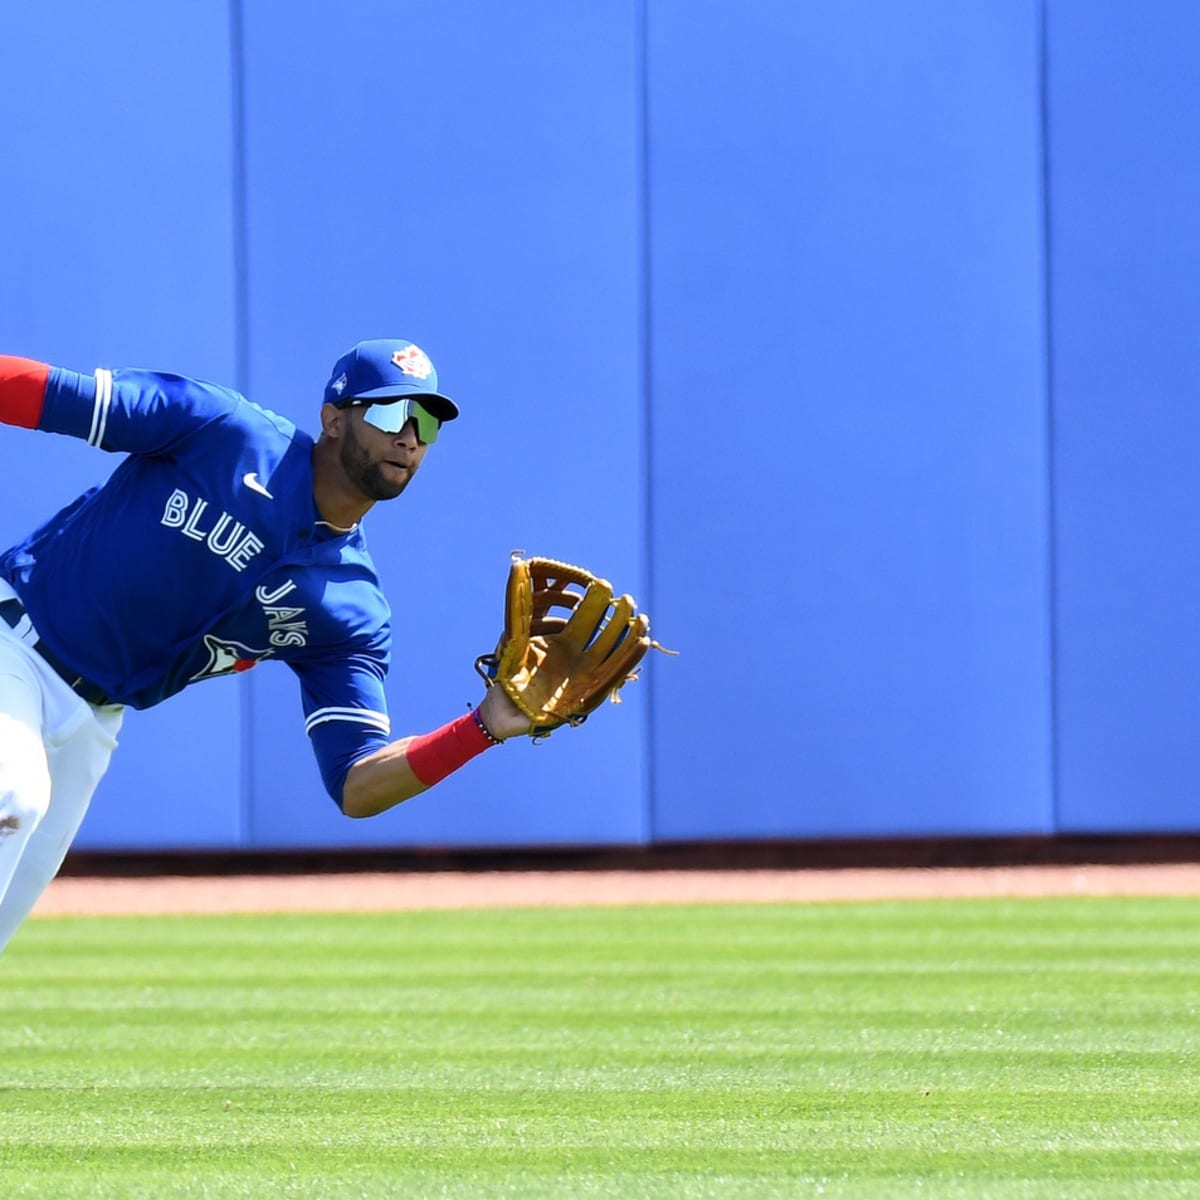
left=0, top=356, right=50, bottom=429
left=406, top=709, right=499, bottom=787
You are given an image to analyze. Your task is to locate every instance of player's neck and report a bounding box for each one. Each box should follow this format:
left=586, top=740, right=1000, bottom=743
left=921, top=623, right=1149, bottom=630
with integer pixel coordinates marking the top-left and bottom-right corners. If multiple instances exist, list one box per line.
left=311, top=440, right=375, bottom=530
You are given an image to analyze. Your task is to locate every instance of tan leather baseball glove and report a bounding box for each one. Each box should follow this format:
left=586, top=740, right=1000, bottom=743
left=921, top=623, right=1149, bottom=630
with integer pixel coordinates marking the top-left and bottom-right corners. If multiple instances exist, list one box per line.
left=475, top=554, right=674, bottom=736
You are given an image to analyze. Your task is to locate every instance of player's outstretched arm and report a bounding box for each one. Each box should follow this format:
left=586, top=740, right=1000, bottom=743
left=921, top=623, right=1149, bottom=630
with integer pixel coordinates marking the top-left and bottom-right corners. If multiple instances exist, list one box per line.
left=0, top=357, right=51, bottom=428
left=340, top=687, right=530, bottom=818
left=340, top=740, right=428, bottom=818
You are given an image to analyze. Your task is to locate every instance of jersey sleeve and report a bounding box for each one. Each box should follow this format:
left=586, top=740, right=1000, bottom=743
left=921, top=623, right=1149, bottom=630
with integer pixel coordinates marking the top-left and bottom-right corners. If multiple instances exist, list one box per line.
left=293, top=649, right=392, bottom=807
left=0, top=356, right=242, bottom=455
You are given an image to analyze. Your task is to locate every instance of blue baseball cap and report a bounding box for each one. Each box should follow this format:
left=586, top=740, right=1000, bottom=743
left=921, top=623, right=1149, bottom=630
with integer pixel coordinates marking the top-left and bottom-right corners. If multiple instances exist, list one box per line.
left=323, top=339, right=459, bottom=421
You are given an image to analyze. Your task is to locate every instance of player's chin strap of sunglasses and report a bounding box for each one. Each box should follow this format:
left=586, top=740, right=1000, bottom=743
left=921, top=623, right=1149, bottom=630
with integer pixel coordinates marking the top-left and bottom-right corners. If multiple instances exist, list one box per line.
left=0, top=597, right=114, bottom=707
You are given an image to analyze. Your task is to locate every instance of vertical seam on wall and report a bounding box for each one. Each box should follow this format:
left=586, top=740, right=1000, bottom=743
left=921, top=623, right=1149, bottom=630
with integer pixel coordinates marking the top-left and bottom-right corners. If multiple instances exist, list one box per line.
left=636, top=0, right=656, bottom=846
left=1038, top=0, right=1061, bottom=832
left=230, top=0, right=253, bottom=849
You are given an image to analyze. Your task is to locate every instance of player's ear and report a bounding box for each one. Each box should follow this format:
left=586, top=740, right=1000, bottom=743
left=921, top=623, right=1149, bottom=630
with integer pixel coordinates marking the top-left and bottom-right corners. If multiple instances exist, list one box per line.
left=320, top=402, right=346, bottom=439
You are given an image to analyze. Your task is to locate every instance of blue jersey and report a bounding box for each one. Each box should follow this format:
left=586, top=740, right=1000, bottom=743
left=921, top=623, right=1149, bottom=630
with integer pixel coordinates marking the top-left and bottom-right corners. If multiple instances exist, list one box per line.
left=0, top=365, right=393, bottom=806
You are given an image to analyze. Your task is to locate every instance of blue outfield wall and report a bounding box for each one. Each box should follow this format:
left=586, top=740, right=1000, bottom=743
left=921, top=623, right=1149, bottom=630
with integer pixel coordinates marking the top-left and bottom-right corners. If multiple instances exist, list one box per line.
left=235, top=0, right=648, bottom=849
left=1045, top=1, right=1200, bottom=833
left=645, top=1, right=1053, bottom=840
left=0, top=0, right=1194, bottom=850
left=0, top=3, right=244, bottom=849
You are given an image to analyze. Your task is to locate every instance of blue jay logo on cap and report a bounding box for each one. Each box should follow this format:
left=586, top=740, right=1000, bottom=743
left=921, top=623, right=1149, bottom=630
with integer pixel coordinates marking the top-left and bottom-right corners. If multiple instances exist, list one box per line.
left=331, top=372, right=349, bottom=396
left=392, top=345, right=434, bottom=380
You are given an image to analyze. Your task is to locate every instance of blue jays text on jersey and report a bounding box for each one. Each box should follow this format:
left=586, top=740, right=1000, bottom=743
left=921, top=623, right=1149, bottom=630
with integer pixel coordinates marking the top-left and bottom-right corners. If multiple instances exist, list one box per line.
left=0, top=364, right=394, bottom=805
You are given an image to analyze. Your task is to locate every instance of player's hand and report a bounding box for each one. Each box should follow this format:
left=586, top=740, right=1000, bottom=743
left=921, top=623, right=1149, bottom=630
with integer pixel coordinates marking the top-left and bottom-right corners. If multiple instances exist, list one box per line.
left=478, top=685, right=534, bottom=741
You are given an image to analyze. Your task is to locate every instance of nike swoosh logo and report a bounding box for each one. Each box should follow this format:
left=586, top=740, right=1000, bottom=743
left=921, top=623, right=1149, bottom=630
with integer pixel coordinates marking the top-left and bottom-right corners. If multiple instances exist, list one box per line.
left=242, top=472, right=273, bottom=499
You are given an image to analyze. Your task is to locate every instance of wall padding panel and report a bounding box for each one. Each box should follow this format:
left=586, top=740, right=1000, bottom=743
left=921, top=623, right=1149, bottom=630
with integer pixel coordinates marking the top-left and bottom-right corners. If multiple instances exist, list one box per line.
left=0, top=3, right=243, bottom=849
left=1047, top=0, right=1200, bottom=832
left=646, top=1, right=1053, bottom=839
left=237, top=1, right=647, bottom=847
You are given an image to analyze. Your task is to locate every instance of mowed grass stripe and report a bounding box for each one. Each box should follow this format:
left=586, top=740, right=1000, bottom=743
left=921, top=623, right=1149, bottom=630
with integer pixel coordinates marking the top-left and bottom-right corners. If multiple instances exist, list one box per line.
left=1, top=899, right=1198, bottom=1198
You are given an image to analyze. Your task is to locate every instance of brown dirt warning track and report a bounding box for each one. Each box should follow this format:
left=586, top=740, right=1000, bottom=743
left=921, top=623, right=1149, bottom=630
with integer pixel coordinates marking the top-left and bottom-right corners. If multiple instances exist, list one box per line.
left=30, top=862, right=1200, bottom=917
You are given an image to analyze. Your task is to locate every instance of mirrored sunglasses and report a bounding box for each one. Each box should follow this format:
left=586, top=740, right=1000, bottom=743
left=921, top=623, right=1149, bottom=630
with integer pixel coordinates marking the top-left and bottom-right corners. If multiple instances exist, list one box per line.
left=346, top=397, right=441, bottom=444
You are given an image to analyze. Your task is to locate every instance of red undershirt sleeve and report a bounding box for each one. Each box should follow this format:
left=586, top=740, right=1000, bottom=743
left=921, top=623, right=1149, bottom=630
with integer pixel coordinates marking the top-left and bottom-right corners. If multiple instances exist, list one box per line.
left=0, top=356, right=51, bottom=429
left=405, top=709, right=498, bottom=787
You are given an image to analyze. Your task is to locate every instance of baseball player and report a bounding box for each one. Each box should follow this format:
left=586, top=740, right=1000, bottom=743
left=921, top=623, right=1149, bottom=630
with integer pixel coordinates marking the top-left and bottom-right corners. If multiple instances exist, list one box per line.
left=0, top=339, right=532, bottom=953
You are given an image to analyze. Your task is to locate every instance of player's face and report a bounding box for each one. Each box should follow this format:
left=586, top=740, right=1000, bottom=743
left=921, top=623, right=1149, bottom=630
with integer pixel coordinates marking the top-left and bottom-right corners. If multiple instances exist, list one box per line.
left=338, top=407, right=430, bottom=501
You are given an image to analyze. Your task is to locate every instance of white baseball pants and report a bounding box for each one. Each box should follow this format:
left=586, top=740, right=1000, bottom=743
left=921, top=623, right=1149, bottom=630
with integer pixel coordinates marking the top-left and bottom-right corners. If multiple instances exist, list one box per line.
left=0, top=584, right=122, bottom=954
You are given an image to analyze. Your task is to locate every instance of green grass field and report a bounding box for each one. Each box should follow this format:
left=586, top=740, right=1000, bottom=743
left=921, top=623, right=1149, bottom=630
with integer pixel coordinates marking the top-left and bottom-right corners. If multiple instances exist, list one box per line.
left=2, top=897, right=1199, bottom=1198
